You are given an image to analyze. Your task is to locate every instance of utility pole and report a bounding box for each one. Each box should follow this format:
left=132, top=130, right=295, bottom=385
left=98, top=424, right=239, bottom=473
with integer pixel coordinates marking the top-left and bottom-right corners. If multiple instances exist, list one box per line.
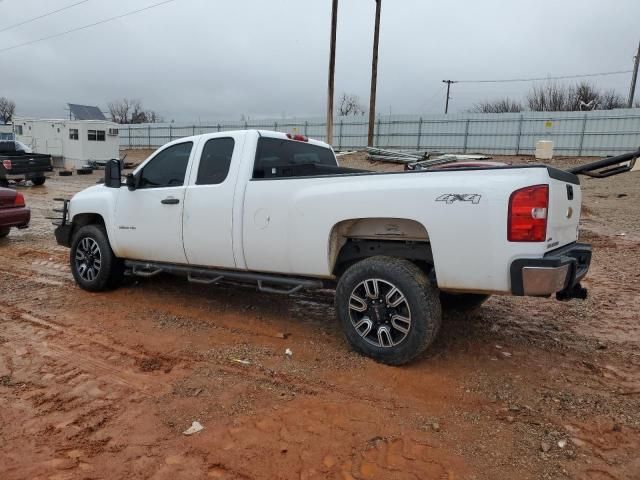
left=628, top=40, right=640, bottom=108
left=326, top=0, right=338, bottom=145
left=367, top=0, right=382, bottom=147
left=442, top=80, right=456, bottom=114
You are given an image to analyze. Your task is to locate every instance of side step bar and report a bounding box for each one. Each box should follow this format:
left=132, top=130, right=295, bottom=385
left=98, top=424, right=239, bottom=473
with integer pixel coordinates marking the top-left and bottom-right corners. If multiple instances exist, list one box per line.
left=124, top=260, right=325, bottom=295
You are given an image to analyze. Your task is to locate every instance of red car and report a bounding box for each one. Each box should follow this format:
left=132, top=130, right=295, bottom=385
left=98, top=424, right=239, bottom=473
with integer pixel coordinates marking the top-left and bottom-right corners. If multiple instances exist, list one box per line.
left=0, top=187, right=30, bottom=238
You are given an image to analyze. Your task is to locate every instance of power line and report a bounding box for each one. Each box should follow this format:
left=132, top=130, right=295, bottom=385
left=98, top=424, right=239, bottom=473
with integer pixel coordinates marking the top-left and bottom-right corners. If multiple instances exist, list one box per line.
left=0, top=1, right=90, bottom=34
left=0, top=0, right=178, bottom=53
left=457, top=70, right=633, bottom=84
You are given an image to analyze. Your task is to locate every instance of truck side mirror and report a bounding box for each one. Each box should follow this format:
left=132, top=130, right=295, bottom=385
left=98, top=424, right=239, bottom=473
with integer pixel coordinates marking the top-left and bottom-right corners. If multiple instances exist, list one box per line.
left=104, top=159, right=121, bottom=188
left=125, top=173, right=137, bottom=190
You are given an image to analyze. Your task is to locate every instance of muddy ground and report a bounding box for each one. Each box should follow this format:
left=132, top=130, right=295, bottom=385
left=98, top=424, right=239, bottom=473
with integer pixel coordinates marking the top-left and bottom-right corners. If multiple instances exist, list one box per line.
left=0, top=151, right=638, bottom=479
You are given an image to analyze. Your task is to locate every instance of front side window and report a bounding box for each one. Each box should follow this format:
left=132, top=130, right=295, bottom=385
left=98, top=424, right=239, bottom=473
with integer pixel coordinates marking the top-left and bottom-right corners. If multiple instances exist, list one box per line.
left=253, top=137, right=336, bottom=178
left=96, top=130, right=105, bottom=141
left=69, top=128, right=79, bottom=140
left=88, top=130, right=97, bottom=141
left=196, top=137, right=235, bottom=185
left=139, top=142, right=193, bottom=189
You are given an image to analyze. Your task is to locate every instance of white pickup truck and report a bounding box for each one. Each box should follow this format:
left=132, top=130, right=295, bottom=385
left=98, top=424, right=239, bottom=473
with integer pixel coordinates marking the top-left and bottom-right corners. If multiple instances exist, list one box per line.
left=54, top=130, right=593, bottom=364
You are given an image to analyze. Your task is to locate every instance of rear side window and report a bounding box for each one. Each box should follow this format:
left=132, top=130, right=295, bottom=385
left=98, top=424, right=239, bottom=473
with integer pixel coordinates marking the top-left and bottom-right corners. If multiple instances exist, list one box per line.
left=253, top=137, right=336, bottom=178
left=139, top=142, right=193, bottom=188
left=196, top=137, right=235, bottom=185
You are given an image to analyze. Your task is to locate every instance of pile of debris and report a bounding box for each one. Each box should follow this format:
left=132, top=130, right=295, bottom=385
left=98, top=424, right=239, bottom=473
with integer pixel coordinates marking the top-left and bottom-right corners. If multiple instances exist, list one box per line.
left=366, top=147, right=492, bottom=169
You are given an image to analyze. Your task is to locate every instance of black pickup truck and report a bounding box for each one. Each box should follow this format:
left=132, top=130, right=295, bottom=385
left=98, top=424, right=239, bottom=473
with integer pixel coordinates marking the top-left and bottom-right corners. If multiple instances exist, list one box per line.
left=0, top=140, right=53, bottom=187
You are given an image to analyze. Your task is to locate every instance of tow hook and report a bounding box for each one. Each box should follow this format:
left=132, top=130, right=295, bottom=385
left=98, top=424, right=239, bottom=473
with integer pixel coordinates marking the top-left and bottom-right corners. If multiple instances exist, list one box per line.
left=556, top=282, right=588, bottom=301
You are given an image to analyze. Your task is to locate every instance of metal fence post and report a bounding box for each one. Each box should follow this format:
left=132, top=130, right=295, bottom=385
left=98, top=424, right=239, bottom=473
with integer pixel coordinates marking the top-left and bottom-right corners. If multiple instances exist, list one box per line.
left=416, top=117, right=423, bottom=150
left=217, top=124, right=221, bottom=132
left=375, top=118, right=381, bottom=147
left=304, top=121, right=308, bottom=136
left=338, top=120, right=343, bottom=149
left=463, top=119, right=470, bottom=153
left=169, top=124, right=173, bottom=142
left=244, top=121, right=248, bottom=131
left=274, top=121, right=278, bottom=132
left=515, top=114, right=524, bottom=155
left=128, top=127, right=131, bottom=149
left=578, top=114, right=588, bottom=156
left=148, top=125, right=151, bottom=149
left=192, top=125, right=196, bottom=136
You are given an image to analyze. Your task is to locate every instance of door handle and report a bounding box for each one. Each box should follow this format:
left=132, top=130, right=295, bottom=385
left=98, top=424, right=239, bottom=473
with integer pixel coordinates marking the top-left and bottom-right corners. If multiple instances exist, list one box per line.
left=161, top=197, right=180, bottom=205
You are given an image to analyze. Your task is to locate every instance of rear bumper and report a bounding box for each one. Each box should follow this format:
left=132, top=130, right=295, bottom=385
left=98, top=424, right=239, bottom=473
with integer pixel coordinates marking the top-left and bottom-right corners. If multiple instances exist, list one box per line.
left=0, top=206, right=30, bottom=228
left=3, top=171, right=53, bottom=180
left=510, top=242, right=591, bottom=299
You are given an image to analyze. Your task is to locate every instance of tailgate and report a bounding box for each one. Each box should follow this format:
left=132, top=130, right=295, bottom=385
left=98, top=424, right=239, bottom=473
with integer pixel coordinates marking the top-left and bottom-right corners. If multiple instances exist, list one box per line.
left=546, top=172, right=581, bottom=251
left=2, top=154, right=53, bottom=174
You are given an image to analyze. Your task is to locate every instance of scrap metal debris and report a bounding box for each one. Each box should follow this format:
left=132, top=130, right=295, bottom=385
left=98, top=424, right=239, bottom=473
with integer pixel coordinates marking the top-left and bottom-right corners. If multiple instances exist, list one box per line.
left=183, top=421, right=204, bottom=435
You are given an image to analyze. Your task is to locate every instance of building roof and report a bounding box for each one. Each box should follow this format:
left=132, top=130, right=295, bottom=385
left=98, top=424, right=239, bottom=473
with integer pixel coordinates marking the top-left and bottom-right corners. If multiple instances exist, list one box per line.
left=68, top=103, right=106, bottom=121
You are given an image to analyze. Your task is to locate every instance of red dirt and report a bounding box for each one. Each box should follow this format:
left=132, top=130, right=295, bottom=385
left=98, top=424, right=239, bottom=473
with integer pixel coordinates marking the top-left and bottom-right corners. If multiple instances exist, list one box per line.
left=0, top=154, right=639, bottom=479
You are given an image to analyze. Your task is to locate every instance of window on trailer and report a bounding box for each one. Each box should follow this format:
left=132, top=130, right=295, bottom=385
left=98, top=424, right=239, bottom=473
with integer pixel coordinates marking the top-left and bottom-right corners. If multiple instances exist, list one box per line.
left=97, top=130, right=105, bottom=141
left=69, top=129, right=79, bottom=140
left=88, top=130, right=97, bottom=141
left=15, top=125, right=23, bottom=135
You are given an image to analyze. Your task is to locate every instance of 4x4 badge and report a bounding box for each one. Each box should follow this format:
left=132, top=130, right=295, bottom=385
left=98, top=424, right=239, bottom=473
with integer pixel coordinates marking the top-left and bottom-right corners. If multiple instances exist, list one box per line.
left=436, top=194, right=481, bottom=205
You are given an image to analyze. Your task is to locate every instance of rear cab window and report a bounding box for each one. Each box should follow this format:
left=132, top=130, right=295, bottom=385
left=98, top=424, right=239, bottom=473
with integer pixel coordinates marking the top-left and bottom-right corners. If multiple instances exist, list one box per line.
left=253, top=137, right=337, bottom=179
left=196, top=137, right=235, bottom=185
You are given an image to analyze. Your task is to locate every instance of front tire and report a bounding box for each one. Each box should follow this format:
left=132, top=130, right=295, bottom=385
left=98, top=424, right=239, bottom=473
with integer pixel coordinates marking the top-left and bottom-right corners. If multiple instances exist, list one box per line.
left=31, top=177, right=46, bottom=186
left=70, top=225, right=123, bottom=291
left=0, top=226, right=10, bottom=238
left=335, top=256, right=441, bottom=365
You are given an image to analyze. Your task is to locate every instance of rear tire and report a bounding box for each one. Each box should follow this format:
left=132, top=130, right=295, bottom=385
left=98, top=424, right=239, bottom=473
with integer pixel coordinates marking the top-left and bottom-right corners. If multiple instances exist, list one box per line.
left=70, top=224, right=123, bottom=291
left=0, top=179, right=8, bottom=188
left=440, top=292, right=490, bottom=312
left=335, top=256, right=441, bottom=365
left=0, top=226, right=10, bottom=238
left=31, top=177, right=46, bottom=186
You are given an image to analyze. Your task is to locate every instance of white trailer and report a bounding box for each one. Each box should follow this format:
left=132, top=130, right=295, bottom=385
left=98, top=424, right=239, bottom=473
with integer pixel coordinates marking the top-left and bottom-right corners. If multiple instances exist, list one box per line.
left=12, top=118, right=120, bottom=169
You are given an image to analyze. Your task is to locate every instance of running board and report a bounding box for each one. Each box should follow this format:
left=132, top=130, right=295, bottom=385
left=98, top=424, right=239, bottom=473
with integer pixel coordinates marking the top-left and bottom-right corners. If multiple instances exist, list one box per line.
left=124, top=260, right=324, bottom=294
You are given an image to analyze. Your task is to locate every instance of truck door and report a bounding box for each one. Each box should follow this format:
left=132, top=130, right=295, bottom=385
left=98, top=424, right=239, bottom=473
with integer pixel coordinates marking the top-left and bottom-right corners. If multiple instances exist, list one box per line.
left=182, top=134, right=244, bottom=268
left=113, top=141, right=194, bottom=264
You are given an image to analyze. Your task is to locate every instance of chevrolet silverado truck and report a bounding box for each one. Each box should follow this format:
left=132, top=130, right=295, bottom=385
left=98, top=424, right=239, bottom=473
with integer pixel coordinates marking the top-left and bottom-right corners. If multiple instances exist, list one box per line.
left=53, top=130, right=601, bottom=364
left=0, top=140, right=53, bottom=187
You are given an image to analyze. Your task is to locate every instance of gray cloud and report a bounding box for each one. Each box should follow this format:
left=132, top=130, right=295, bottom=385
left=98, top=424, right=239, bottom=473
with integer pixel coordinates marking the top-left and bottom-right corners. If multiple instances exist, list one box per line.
left=1, top=0, right=639, bottom=121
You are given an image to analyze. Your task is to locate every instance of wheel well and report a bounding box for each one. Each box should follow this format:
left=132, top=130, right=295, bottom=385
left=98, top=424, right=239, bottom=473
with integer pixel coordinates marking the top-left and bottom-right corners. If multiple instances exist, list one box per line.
left=71, top=213, right=105, bottom=236
left=329, top=218, right=432, bottom=276
left=332, top=238, right=434, bottom=277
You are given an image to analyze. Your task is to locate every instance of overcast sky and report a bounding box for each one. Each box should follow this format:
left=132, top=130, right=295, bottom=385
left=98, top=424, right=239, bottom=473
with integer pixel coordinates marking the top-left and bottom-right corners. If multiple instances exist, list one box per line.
left=1, top=0, right=639, bottom=122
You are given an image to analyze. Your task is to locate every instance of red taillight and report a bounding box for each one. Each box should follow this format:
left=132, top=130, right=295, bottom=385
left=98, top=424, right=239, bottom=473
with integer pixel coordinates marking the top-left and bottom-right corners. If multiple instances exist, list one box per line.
left=2, top=159, right=11, bottom=170
left=286, top=133, right=309, bottom=142
left=14, top=192, right=25, bottom=207
left=508, top=184, right=549, bottom=242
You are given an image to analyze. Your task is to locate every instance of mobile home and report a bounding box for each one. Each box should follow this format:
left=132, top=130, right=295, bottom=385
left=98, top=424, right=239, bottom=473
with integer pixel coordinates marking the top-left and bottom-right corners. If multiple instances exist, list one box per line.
left=13, top=118, right=120, bottom=169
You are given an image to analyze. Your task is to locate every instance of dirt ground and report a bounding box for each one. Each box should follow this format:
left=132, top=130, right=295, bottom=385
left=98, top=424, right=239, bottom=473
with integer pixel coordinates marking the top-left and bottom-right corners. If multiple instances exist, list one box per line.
left=0, top=151, right=638, bottom=480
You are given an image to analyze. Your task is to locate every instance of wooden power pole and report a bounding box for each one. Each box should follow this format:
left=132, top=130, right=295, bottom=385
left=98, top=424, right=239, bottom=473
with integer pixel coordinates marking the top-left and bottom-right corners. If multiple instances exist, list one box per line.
left=327, top=0, right=338, bottom=145
left=442, top=80, right=456, bottom=114
left=367, top=0, right=382, bottom=147
left=628, top=40, right=640, bottom=108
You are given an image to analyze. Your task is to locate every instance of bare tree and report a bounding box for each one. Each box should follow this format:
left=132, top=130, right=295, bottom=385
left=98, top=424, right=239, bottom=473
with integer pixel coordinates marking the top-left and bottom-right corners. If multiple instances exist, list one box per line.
left=599, top=89, right=626, bottom=110
left=108, top=98, right=163, bottom=124
left=338, top=93, right=366, bottom=116
left=470, top=98, right=523, bottom=113
left=526, top=81, right=625, bottom=111
left=108, top=98, right=131, bottom=124
left=0, top=97, right=16, bottom=124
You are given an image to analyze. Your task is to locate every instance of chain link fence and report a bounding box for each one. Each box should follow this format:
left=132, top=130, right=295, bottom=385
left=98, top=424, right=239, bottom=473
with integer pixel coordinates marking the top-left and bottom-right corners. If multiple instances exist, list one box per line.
left=119, top=109, right=640, bottom=156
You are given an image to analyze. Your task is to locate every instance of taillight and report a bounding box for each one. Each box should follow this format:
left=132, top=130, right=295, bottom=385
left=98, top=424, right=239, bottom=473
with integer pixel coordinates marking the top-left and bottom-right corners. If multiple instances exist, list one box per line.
left=508, top=184, right=549, bottom=242
left=14, top=192, right=25, bottom=207
left=286, top=133, right=309, bottom=142
left=2, top=159, right=11, bottom=170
